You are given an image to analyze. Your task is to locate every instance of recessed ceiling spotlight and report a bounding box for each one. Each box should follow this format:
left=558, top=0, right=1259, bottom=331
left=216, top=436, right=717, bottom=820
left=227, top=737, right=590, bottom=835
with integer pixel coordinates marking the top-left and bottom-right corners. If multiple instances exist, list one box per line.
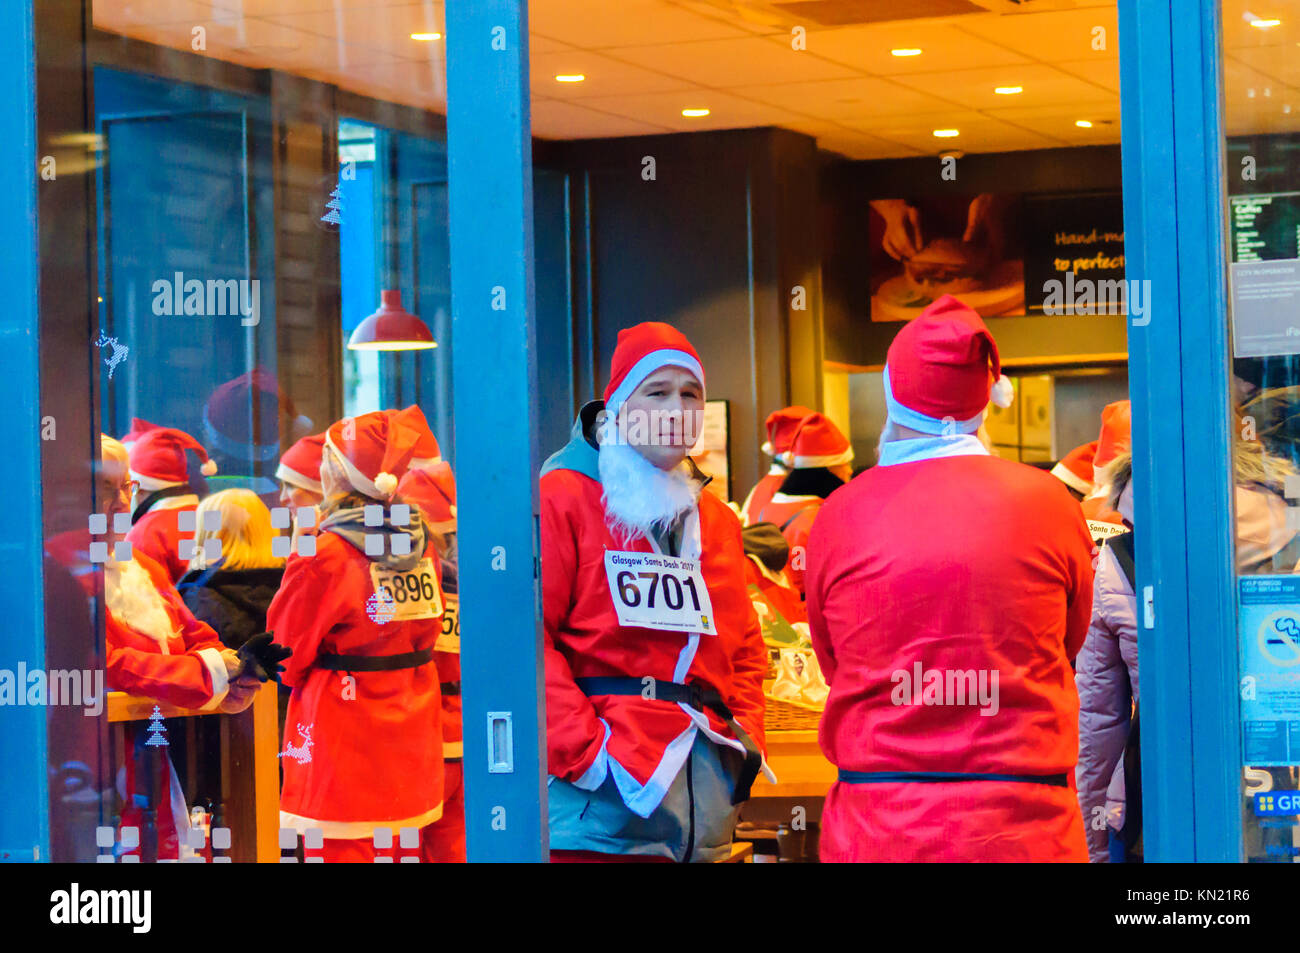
left=933, top=128, right=959, bottom=138
left=555, top=74, right=585, bottom=83
left=1250, top=18, right=1281, bottom=28
left=1076, top=119, right=1093, bottom=128
left=891, top=48, right=922, bottom=57
left=682, top=108, right=710, bottom=117
left=994, top=86, right=1023, bottom=95
left=411, top=33, right=442, bottom=41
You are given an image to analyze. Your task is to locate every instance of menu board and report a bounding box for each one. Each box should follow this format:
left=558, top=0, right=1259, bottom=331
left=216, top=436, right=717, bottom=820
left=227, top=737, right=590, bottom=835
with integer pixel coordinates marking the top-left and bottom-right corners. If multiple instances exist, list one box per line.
left=690, top=399, right=730, bottom=503
left=1229, top=192, right=1300, bottom=357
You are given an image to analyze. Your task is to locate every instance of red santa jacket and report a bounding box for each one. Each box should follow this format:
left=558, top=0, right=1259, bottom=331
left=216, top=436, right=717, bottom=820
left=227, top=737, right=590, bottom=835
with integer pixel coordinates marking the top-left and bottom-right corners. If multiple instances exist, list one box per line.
left=267, top=527, right=444, bottom=837
left=805, top=440, right=1094, bottom=862
left=739, top=469, right=784, bottom=526
left=540, top=408, right=769, bottom=818
left=755, top=493, right=822, bottom=595
left=125, top=499, right=198, bottom=584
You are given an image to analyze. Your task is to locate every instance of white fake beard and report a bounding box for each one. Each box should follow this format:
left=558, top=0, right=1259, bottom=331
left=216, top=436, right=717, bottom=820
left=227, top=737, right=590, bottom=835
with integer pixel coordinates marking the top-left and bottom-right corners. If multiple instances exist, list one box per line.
left=596, top=437, right=701, bottom=545
left=106, top=557, right=179, bottom=653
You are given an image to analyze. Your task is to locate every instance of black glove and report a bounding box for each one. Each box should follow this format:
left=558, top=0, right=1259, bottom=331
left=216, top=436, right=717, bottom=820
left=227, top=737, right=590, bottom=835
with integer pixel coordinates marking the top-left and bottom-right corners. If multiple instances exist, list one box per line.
left=236, top=631, right=293, bottom=683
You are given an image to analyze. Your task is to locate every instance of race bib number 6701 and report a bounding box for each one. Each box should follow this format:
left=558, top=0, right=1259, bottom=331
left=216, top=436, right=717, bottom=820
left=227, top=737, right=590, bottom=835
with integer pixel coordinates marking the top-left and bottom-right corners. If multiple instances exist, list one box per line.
left=604, top=551, right=716, bottom=634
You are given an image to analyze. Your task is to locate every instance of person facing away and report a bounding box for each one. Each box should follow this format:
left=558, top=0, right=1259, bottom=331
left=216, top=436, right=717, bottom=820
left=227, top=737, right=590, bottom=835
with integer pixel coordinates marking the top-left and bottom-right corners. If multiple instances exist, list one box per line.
left=738, top=405, right=814, bottom=526
left=177, top=488, right=285, bottom=650
left=805, top=294, right=1096, bottom=862
left=540, top=320, right=771, bottom=863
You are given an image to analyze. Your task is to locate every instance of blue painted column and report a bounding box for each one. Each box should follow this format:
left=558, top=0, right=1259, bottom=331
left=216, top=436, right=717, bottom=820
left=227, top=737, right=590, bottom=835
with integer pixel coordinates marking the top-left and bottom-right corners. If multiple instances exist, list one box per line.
left=445, top=0, right=547, bottom=861
left=0, top=0, right=48, bottom=862
left=1118, top=0, right=1240, bottom=861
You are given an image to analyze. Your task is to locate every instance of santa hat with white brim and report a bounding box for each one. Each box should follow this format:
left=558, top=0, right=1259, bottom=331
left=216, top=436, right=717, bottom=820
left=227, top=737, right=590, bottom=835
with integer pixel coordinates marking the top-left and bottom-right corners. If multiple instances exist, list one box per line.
left=1092, top=401, right=1132, bottom=486
left=883, top=294, right=1013, bottom=435
left=392, top=405, right=443, bottom=469
left=275, top=432, right=326, bottom=495
left=128, top=427, right=217, bottom=491
left=1050, top=440, right=1098, bottom=497
left=324, top=407, right=423, bottom=500
left=762, top=405, right=816, bottom=468
left=788, top=413, right=854, bottom=469
left=603, top=322, right=705, bottom=423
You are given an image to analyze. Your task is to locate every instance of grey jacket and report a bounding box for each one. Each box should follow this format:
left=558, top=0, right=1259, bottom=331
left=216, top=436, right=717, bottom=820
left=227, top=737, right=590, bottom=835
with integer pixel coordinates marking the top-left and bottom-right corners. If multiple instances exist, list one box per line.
left=1074, top=543, right=1139, bottom=863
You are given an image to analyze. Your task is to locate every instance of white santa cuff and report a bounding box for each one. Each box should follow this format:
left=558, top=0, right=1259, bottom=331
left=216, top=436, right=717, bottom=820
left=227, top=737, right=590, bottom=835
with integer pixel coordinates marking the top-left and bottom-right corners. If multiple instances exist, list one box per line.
left=196, top=647, right=230, bottom=711
left=571, top=719, right=612, bottom=791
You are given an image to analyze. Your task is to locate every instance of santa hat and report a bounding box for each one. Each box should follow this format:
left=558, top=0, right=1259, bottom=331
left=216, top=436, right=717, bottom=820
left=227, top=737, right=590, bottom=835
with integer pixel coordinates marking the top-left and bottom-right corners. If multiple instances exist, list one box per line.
left=392, top=405, right=442, bottom=469
left=204, top=367, right=312, bottom=464
left=788, top=413, right=853, bottom=469
left=762, top=406, right=816, bottom=466
left=603, top=322, right=704, bottom=422
left=324, top=407, right=424, bottom=499
left=1092, top=401, right=1132, bottom=485
left=275, top=432, right=326, bottom=495
left=398, top=461, right=457, bottom=533
left=128, top=427, right=217, bottom=490
left=1050, top=440, right=1098, bottom=496
left=120, top=417, right=162, bottom=452
left=883, top=295, right=1013, bottom=435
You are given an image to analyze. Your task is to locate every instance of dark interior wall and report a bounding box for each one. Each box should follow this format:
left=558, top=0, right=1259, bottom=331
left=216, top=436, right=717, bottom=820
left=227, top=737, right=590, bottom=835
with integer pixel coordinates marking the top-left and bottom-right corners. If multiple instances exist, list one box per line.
left=822, top=144, right=1128, bottom=368
left=533, top=127, right=822, bottom=499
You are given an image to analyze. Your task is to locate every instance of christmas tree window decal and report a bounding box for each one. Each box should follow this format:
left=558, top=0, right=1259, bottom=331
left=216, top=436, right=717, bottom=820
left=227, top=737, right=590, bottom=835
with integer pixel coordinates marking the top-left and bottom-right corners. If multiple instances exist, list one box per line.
left=270, top=506, right=317, bottom=558
left=321, top=183, right=343, bottom=227
left=144, top=706, right=168, bottom=747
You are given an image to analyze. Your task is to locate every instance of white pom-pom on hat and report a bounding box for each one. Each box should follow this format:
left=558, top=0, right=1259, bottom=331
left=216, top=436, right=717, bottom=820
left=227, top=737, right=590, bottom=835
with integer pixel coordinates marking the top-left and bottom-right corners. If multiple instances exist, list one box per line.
left=375, top=472, right=398, bottom=497
left=990, top=374, right=1015, bottom=409
left=200, top=459, right=218, bottom=476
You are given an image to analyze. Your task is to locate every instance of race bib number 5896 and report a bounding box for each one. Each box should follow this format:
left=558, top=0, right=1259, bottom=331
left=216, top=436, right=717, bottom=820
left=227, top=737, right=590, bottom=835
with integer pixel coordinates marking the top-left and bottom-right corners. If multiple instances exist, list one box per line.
left=604, top=551, right=716, bottom=634
left=369, top=558, right=443, bottom=623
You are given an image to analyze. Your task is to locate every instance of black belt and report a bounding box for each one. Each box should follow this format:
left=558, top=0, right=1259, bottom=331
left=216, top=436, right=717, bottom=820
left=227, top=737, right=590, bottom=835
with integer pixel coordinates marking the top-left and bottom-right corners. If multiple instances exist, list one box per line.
left=440, top=681, right=461, bottom=696
left=574, top=676, right=763, bottom=806
left=316, top=648, right=433, bottom=672
left=838, top=769, right=1069, bottom=788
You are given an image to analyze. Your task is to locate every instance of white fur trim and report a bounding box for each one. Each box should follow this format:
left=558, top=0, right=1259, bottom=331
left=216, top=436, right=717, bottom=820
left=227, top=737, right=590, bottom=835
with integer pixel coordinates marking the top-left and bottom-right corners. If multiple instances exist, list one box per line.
left=605, top=348, right=704, bottom=422
left=790, top=447, right=854, bottom=469
left=323, top=432, right=382, bottom=498
left=274, top=462, right=323, bottom=495
left=409, top=456, right=443, bottom=469
left=130, top=469, right=187, bottom=492
left=200, top=459, right=218, bottom=476
left=1050, top=462, right=1093, bottom=496
left=278, top=804, right=443, bottom=842
left=991, top=374, right=1014, bottom=409
left=196, top=647, right=230, bottom=710
left=375, top=472, right=398, bottom=496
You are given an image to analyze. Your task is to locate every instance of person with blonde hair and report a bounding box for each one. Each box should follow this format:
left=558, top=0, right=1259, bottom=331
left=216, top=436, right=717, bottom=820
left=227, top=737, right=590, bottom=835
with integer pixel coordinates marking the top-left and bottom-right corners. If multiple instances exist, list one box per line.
left=177, top=488, right=285, bottom=650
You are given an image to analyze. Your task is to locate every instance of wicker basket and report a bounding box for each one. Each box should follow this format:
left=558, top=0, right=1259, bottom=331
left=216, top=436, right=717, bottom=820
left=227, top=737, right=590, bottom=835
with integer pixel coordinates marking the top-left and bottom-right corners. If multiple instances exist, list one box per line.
left=763, top=693, right=824, bottom=732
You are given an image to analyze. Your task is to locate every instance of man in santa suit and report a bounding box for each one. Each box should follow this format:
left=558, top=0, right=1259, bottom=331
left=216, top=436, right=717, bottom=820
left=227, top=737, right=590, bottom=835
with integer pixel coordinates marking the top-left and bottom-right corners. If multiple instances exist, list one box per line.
left=805, top=295, right=1095, bottom=863
left=755, top=412, right=854, bottom=596
left=98, top=436, right=260, bottom=860
left=126, top=427, right=219, bottom=583
left=1080, top=402, right=1132, bottom=541
left=398, top=461, right=463, bottom=862
left=267, top=407, right=445, bottom=862
left=541, top=321, right=772, bottom=863
left=1051, top=440, right=1099, bottom=502
left=738, top=406, right=814, bottom=526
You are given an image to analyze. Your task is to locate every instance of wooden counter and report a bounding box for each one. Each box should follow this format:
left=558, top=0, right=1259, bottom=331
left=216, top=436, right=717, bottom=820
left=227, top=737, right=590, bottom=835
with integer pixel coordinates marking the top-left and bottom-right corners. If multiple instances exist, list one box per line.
left=753, top=729, right=835, bottom=799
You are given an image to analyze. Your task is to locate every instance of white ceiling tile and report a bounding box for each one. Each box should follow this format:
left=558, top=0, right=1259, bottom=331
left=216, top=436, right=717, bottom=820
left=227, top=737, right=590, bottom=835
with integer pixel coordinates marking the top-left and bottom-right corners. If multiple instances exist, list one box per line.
left=730, top=76, right=965, bottom=120
left=530, top=0, right=754, bottom=48
left=530, top=49, right=694, bottom=98
left=793, top=21, right=1034, bottom=76
left=571, top=87, right=810, bottom=132
left=952, top=7, right=1119, bottom=62
left=531, top=98, right=675, bottom=138
left=606, top=34, right=861, bottom=87
left=900, top=64, right=1116, bottom=112
left=1053, top=57, right=1120, bottom=94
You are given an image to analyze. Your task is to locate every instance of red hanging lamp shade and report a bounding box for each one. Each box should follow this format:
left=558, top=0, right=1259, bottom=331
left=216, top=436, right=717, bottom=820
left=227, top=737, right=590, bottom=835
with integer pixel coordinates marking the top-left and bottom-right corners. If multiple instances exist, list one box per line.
left=348, top=289, right=436, bottom=351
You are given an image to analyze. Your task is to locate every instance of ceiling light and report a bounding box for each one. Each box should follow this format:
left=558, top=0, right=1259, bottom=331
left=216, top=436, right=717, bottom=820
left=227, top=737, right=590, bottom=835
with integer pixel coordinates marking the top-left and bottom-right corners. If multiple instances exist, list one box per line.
left=1250, top=18, right=1281, bottom=28
left=410, top=32, right=442, bottom=41
left=555, top=74, right=585, bottom=83
left=682, top=108, right=710, bottom=117
left=933, top=128, right=959, bottom=138
left=1076, top=120, right=1093, bottom=128
left=348, top=290, right=436, bottom=351
left=891, top=48, right=922, bottom=57
left=994, top=86, right=1023, bottom=95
